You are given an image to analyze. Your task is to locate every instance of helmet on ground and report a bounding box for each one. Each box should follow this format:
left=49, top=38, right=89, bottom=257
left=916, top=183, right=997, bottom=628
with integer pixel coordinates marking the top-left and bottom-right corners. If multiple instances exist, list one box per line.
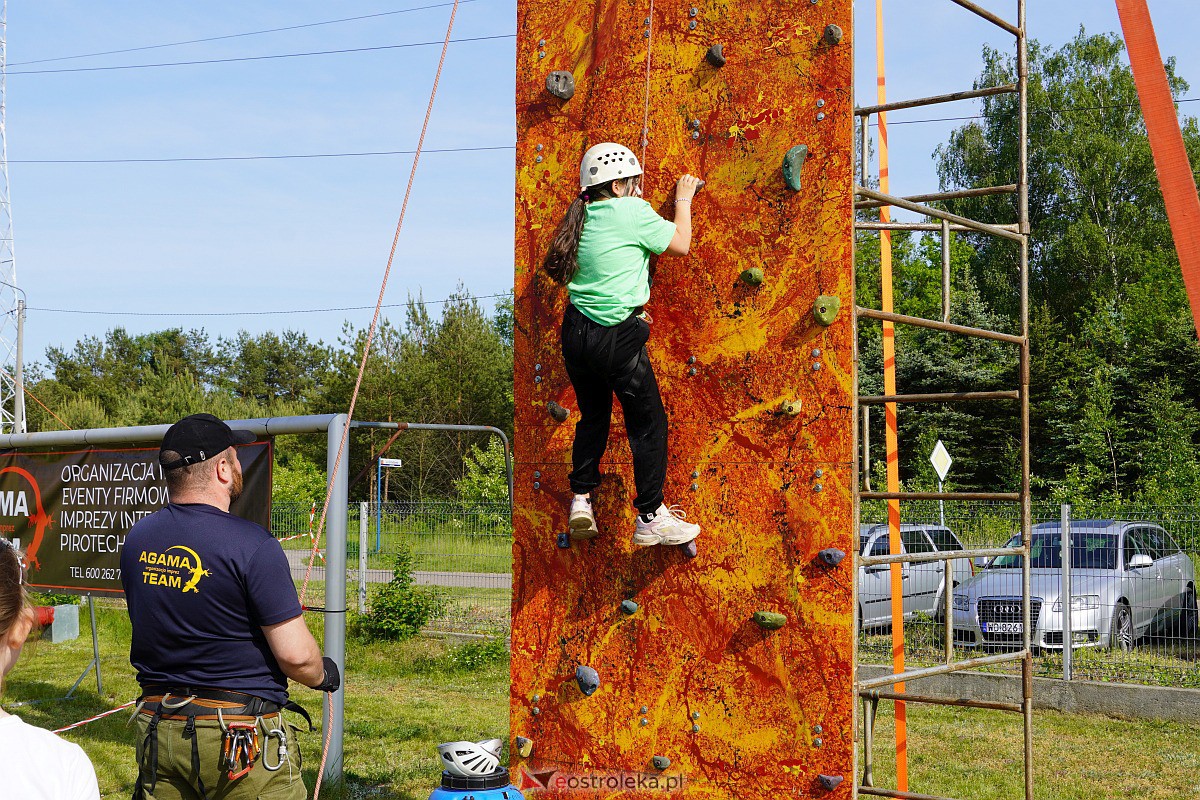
left=580, top=142, right=643, bottom=188
left=437, top=739, right=503, bottom=777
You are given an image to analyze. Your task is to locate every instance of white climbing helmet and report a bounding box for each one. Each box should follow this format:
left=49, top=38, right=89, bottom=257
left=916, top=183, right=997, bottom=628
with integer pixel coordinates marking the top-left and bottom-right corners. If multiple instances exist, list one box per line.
left=437, top=738, right=504, bottom=777
left=580, top=142, right=643, bottom=188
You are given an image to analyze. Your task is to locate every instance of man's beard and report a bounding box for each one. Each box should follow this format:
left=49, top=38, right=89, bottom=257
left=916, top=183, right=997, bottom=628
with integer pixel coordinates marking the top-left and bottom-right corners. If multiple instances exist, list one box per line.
left=230, top=461, right=244, bottom=503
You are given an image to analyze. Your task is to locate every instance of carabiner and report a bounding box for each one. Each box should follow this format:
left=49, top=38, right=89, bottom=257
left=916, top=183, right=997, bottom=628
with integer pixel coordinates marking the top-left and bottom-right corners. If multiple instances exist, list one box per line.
left=262, top=727, right=288, bottom=772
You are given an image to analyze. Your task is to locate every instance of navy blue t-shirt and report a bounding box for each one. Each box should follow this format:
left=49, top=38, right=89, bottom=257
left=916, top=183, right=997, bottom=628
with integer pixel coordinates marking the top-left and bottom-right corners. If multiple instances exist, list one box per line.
left=120, top=502, right=302, bottom=704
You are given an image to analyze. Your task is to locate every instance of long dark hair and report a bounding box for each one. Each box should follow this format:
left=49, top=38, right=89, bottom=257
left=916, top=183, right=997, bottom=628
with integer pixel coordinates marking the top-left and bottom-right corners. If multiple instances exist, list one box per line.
left=542, top=177, right=636, bottom=285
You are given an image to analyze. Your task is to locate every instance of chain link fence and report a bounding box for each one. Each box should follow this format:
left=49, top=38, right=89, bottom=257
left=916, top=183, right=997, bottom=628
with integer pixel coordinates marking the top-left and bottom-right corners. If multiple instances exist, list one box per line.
left=858, top=500, right=1200, bottom=688
left=273, top=500, right=511, bottom=635
left=274, top=499, right=1199, bottom=686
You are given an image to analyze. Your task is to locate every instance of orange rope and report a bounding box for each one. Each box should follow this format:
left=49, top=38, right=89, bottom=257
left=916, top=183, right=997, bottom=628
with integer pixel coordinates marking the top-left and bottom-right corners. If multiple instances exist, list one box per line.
left=0, top=366, right=71, bottom=429
left=875, top=0, right=907, bottom=788
left=639, top=0, right=655, bottom=165
left=301, top=2, right=462, bottom=797
left=1115, top=0, right=1200, bottom=336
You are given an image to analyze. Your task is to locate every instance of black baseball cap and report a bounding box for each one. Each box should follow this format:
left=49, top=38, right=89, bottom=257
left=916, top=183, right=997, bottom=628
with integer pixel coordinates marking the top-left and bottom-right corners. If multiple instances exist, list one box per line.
left=160, top=413, right=256, bottom=471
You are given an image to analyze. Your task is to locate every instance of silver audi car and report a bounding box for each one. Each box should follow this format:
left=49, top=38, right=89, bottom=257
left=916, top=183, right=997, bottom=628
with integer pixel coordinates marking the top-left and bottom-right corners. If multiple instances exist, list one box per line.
left=951, top=520, right=1197, bottom=652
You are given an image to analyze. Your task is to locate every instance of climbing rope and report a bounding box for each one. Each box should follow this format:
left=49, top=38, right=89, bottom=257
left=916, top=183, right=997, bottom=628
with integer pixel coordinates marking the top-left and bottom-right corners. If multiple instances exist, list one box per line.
left=639, top=0, right=655, bottom=165
left=297, top=2, right=463, bottom=798
left=52, top=700, right=138, bottom=734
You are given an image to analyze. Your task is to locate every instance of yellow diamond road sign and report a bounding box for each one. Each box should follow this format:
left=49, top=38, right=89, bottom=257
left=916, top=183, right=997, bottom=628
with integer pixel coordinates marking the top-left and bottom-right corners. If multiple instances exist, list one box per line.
left=930, top=440, right=953, bottom=482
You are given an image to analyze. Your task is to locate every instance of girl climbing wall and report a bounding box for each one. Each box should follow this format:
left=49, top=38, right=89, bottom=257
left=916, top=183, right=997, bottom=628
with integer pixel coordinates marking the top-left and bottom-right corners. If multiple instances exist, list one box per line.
left=542, top=142, right=703, bottom=547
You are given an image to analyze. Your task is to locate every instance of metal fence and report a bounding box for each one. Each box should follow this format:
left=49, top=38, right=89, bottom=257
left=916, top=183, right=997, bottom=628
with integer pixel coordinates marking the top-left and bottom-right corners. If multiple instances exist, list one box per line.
left=273, top=499, right=1199, bottom=686
left=272, top=500, right=511, bottom=634
left=857, top=501, right=1200, bottom=688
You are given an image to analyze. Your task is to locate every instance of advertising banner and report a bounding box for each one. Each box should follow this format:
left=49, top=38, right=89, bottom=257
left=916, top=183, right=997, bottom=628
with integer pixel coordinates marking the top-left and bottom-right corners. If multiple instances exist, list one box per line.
left=2, top=441, right=272, bottom=595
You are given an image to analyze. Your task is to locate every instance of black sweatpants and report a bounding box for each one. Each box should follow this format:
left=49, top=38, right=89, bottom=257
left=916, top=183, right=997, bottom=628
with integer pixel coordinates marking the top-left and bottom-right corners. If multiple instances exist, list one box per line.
left=561, top=303, right=667, bottom=515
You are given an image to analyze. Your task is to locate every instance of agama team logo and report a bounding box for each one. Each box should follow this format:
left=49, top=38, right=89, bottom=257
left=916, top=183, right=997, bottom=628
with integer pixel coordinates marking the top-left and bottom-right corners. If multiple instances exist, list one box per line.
left=0, top=466, right=54, bottom=572
left=139, top=545, right=211, bottom=593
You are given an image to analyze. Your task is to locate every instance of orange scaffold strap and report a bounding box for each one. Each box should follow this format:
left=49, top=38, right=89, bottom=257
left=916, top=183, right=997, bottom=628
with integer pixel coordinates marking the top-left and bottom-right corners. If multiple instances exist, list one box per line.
left=1115, top=0, right=1200, bottom=336
left=875, top=0, right=908, bottom=790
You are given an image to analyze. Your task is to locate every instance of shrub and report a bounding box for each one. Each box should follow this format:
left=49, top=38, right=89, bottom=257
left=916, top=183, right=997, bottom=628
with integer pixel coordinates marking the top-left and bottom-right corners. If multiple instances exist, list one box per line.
left=446, top=636, right=509, bottom=671
left=352, top=549, right=446, bottom=641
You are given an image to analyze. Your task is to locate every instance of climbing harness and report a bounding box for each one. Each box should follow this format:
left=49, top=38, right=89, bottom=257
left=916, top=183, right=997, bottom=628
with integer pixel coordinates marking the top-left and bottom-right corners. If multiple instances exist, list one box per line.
left=132, top=687, right=313, bottom=799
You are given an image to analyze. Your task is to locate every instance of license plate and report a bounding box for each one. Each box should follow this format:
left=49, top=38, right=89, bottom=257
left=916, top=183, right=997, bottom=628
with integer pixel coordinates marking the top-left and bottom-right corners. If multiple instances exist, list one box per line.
left=983, top=622, right=1023, bottom=634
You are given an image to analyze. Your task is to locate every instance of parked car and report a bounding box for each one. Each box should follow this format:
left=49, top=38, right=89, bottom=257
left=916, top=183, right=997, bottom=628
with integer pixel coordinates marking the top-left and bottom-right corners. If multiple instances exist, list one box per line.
left=951, top=520, right=1197, bottom=652
left=858, top=523, right=972, bottom=630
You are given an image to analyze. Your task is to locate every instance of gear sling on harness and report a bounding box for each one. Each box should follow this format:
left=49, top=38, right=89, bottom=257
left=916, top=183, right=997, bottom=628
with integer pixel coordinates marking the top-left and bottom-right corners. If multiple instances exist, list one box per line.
left=134, top=687, right=313, bottom=799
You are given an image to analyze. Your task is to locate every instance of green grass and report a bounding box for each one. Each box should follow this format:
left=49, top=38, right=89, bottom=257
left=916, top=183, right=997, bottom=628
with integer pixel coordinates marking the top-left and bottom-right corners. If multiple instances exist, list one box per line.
left=11, top=602, right=1200, bottom=799
left=283, top=530, right=513, bottom=574
left=867, top=702, right=1200, bottom=799
left=7, top=603, right=508, bottom=799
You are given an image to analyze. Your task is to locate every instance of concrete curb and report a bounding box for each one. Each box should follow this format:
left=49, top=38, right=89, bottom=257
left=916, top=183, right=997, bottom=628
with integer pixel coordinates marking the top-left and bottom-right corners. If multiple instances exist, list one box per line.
left=859, top=664, right=1200, bottom=722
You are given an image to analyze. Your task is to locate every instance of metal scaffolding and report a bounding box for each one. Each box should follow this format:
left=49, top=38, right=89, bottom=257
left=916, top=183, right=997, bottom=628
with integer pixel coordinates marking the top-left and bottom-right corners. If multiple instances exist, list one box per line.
left=852, top=0, right=1033, bottom=798
left=0, top=0, right=22, bottom=435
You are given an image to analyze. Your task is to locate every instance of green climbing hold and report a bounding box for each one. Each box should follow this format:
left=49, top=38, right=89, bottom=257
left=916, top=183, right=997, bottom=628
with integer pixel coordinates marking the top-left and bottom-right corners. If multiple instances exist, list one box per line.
left=782, top=144, right=808, bottom=191
left=753, top=611, right=787, bottom=630
left=621, top=599, right=639, bottom=615
left=651, top=756, right=671, bottom=771
left=739, top=267, right=764, bottom=286
left=813, top=294, right=841, bottom=326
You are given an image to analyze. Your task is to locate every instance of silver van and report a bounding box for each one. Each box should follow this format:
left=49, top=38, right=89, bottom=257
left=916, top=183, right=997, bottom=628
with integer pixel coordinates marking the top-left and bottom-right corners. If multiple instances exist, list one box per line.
left=858, top=523, right=971, bottom=630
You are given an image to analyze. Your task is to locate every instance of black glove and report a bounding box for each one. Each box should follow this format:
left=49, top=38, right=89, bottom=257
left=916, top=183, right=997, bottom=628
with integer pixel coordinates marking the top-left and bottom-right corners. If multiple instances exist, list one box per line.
left=312, top=656, right=341, bottom=693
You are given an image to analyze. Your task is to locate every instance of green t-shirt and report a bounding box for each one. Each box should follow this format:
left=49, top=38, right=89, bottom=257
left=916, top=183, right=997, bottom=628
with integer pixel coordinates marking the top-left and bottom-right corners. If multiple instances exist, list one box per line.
left=569, top=196, right=677, bottom=326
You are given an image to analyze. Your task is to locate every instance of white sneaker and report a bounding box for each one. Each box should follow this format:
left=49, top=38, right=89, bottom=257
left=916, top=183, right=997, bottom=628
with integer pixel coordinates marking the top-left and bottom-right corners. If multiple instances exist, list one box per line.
left=633, top=504, right=700, bottom=546
left=569, top=494, right=599, bottom=539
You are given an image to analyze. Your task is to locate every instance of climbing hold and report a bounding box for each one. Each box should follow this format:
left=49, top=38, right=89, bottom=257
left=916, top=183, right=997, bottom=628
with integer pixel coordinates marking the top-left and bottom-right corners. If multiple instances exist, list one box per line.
left=515, top=737, right=534, bottom=758
left=704, top=43, right=726, bottom=68
left=779, top=399, right=802, bottom=417
left=682, top=541, right=698, bottom=559
left=781, top=144, right=808, bottom=191
left=639, top=717, right=649, bottom=726
left=651, top=756, right=671, bottom=771
left=691, top=711, right=700, bottom=720
left=818, top=775, right=843, bottom=791
left=752, top=611, right=787, bottom=630
left=640, top=705, right=649, bottom=714
left=739, top=267, right=764, bottom=286
left=813, top=294, right=841, bottom=326
left=818, top=548, right=846, bottom=568
left=822, top=24, right=843, bottom=46
left=547, top=401, right=569, bottom=422
left=575, top=665, right=600, bottom=697
left=621, top=599, right=639, bottom=615
left=557, top=533, right=570, bottom=549
left=545, top=70, right=575, bottom=100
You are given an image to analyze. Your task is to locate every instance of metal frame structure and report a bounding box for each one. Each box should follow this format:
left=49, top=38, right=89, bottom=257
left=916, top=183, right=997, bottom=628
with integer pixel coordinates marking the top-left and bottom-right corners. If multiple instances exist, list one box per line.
left=852, top=1, right=1033, bottom=798
left=0, top=413, right=513, bottom=790
left=0, top=0, right=23, bottom=435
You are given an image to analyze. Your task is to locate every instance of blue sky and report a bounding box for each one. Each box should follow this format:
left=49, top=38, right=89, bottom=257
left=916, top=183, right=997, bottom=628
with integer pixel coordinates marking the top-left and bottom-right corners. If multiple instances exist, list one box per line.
left=7, top=1, right=1198, bottom=365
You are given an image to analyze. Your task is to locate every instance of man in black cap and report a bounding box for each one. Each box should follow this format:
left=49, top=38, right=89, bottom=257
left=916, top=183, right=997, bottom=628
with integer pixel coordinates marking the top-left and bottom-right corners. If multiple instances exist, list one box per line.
left=121, top=413, right=339, bottom=800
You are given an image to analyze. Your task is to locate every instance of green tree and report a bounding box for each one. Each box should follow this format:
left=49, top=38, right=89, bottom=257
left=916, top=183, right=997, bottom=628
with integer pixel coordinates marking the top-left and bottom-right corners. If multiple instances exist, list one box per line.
left=932, top=29, right=1200, bottom=497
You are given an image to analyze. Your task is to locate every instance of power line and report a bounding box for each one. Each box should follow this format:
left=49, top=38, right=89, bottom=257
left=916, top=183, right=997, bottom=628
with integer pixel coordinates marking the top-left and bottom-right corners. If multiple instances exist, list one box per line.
left=25, top=292, right=513, bottom=317
left=8, top=33, right=515, bottom=75
left=9, top=2, right=482, bottom=67
left=10, top=145, right=514, bottom=164
left=872, top=96, right=1198, bottom=126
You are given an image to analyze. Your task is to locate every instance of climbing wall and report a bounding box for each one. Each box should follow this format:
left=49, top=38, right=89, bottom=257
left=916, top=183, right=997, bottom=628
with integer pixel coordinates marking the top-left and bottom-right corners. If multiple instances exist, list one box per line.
left=511, top=1, right=855, bottom=797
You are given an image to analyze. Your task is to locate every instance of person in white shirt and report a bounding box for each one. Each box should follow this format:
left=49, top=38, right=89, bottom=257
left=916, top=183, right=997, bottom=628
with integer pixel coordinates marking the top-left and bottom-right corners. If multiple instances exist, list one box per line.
left=0, top=538, right=100, bottom=800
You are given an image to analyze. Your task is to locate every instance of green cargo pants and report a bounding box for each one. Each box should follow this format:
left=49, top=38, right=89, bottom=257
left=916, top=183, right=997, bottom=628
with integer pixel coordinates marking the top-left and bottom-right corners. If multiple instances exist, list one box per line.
left=134, top=711, right=306, bottom=800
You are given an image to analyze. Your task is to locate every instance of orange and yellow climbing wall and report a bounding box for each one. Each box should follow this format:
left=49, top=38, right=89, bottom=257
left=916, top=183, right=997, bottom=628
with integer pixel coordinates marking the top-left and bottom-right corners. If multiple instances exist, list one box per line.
left=512, top=0, right=855, bottom=797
